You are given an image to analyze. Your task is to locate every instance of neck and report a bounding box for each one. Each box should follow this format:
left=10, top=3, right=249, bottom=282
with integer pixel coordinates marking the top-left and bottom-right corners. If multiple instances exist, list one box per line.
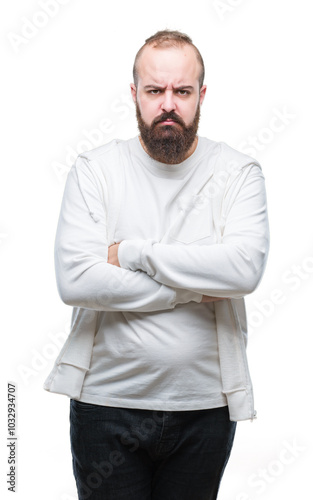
left=184, top=136, right=198, bottom=160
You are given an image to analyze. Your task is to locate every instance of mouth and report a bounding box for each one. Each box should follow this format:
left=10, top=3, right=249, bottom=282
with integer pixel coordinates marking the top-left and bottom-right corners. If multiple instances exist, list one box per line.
left=158, top=119, right=180, bottom=126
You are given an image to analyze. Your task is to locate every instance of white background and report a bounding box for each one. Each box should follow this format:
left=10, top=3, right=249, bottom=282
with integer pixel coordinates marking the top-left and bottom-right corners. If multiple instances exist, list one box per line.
left=1, top=1, right=312, bottom=498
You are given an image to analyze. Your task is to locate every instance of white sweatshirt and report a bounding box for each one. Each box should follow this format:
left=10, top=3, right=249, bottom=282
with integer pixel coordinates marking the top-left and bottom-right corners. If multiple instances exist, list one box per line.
left=44, top=136, right=269, bottom=421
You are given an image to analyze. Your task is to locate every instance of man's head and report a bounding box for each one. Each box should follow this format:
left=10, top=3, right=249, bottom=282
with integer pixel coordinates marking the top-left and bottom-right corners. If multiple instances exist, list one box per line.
left=131, top=30, right=207, bottom=164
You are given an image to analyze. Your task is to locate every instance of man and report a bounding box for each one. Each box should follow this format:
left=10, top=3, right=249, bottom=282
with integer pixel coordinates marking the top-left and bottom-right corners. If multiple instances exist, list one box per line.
left=45, top=30, right=269, bottom=499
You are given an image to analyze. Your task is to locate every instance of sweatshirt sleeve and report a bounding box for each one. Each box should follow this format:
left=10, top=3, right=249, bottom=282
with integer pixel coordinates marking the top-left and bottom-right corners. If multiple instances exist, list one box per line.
left=118, top=166, right=269, bottom=299
left=54, top=156, right=202, bottom=312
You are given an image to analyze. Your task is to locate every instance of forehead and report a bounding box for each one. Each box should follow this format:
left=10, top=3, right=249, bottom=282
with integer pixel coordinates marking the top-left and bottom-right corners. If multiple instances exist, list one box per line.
left=136, top=44, right=201, bottom=88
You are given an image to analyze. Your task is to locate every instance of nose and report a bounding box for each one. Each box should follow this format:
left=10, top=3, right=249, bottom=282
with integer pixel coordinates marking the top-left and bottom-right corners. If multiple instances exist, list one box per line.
left=161, top=90, right=176, bottom=113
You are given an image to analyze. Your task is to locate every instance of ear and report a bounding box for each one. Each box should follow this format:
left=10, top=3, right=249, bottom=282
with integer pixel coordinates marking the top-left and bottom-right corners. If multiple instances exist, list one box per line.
left=199, top=85, right=207, bottom=106
left=130, top=83, right=137, bottom=104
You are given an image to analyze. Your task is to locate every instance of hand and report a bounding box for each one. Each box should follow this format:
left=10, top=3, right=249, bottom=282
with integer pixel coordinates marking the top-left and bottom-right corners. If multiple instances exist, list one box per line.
left=201, top=295, right=228, bottom=303
left=108, top=243, right=121, bottom=267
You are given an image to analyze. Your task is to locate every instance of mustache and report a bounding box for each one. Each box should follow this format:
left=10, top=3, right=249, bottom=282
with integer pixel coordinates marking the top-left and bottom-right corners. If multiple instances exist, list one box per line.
left=152, top=112, right=185, bottom=128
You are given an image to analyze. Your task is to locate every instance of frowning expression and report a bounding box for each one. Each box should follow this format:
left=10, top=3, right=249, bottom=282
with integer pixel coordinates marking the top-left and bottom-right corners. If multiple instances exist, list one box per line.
left=131, top=44, right=206, bottom=131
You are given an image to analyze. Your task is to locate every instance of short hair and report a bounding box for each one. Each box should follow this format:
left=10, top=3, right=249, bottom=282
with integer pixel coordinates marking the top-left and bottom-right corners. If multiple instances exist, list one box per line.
left=133, top=30, right=205, bottom=89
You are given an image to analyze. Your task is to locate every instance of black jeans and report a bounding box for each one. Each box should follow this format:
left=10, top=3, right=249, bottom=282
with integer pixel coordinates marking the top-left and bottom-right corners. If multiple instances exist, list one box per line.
left=70, top=400, right=236, bottom=500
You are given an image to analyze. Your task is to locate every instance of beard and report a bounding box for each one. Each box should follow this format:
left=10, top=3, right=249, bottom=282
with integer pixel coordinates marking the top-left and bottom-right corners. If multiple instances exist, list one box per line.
left=136, top=102, right=201, bottom=165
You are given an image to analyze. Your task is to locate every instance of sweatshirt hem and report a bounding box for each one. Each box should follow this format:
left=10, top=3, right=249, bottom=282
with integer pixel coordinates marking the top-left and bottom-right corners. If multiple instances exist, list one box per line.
left=77, top=391, right=228, bottom=412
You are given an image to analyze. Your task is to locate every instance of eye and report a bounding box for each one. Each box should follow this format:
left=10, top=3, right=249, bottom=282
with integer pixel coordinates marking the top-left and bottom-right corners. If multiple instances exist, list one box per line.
left=149, top=89, right=162, bottom=95
left=176, top=89, right=191, bottom=96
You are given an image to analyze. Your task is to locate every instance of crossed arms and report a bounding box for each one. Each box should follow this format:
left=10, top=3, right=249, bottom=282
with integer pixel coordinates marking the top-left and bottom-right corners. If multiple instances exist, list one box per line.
left=107, top=244, right=224, bottom=304
left=54, top=157, right=269, bottom=312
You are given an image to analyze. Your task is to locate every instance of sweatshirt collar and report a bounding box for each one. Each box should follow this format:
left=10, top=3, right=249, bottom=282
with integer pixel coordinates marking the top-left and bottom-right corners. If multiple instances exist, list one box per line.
left=132, top=135, right=205, bottom=179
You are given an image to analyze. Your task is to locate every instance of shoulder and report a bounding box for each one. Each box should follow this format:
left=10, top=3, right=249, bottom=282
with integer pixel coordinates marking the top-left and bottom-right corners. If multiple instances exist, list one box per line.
left=199, top=136, right=261, bottom=170
left=217, top=141, right=261, bottom=172
left=74, top=138, right=133, bottom=181
left=78, top=139, right=124, bottom=162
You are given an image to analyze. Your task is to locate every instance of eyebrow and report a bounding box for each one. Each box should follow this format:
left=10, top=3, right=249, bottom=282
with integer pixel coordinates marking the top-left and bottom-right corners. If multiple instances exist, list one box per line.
left=143, top=85, right=195, bottom=91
